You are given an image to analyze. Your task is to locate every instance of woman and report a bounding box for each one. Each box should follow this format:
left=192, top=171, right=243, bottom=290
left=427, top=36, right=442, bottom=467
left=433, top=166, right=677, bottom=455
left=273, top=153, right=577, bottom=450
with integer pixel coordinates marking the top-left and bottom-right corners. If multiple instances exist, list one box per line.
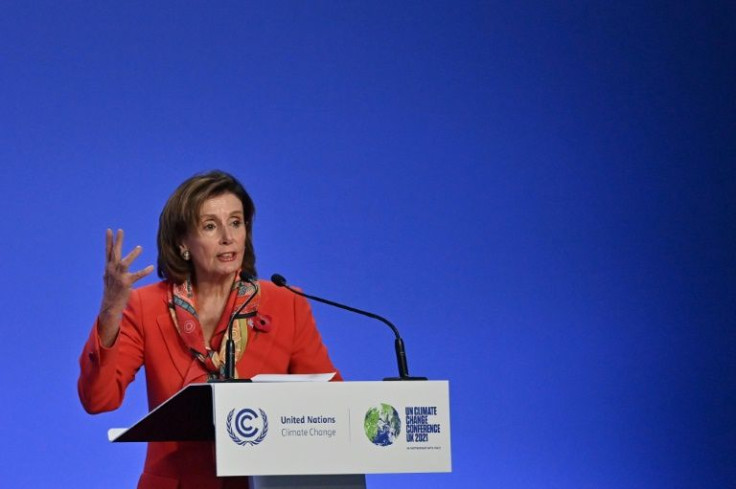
left=78, top=171, right=341, bottom=489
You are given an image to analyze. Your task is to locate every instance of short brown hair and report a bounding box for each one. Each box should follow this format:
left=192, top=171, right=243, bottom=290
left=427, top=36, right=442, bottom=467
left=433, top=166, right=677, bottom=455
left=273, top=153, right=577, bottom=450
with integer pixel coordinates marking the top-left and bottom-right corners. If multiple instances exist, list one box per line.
left=157, top=170, right=256, bottom=283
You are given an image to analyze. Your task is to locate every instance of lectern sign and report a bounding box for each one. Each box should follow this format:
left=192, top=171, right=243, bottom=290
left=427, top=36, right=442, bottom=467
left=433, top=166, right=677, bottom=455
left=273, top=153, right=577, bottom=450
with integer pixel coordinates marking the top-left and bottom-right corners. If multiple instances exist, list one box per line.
left=226, top=408, right=268, bottom=446
left=363, top=403, right=401, bottom=446
left=212, top=381, right=452, bottom=477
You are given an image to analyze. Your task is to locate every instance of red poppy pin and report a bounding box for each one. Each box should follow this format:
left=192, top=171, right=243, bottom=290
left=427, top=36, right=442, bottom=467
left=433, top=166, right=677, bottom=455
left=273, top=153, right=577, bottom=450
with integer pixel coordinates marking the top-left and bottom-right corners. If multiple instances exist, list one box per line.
left=251, top=313, right=272, bottom=333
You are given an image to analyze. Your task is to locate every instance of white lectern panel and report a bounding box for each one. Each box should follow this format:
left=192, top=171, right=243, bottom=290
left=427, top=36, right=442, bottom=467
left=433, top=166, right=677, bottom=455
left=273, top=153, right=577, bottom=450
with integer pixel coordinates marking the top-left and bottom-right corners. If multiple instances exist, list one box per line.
left=212, top=381, right=451, bottom=477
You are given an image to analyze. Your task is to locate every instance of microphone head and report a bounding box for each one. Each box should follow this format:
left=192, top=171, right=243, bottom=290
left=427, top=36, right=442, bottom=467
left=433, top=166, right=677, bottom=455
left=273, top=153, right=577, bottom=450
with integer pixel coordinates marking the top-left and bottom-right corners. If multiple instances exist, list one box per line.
left=271, top=273, right=287, bottom=287
left=239, top=271, right=257, bottom=283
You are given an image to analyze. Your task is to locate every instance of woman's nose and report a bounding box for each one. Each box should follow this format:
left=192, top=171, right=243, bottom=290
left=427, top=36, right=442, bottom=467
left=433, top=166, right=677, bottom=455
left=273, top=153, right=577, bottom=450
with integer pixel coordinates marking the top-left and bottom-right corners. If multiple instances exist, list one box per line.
left=220, top=227, right=233, bottom=243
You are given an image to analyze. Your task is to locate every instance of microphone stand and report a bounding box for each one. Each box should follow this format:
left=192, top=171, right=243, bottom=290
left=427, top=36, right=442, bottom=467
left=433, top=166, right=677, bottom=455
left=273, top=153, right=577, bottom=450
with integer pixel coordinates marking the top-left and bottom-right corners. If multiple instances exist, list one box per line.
left=209, top=272, right=258, bottom=383
left=272, top=274, right=426, bottom=381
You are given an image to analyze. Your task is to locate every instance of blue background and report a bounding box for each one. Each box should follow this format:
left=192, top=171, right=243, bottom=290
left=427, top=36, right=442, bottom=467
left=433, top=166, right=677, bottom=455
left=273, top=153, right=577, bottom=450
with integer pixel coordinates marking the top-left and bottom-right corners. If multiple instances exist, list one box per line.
left=1, top=1, right=734, bottom=487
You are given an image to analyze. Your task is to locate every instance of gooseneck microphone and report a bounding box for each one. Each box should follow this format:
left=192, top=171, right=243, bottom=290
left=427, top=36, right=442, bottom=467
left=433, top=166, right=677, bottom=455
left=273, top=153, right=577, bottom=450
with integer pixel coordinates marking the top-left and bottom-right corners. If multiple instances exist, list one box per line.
left=220, top=271, right=259, bottom=382
left=271, top=273, right=426, bottom=381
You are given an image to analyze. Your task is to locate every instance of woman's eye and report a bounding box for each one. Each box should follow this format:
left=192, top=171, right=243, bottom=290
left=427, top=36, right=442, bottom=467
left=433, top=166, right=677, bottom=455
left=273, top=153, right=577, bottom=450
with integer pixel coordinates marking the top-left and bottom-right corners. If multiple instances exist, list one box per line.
left=231, top=220, right=242, bottom=227
left=203, top=223, right=216, bottom=231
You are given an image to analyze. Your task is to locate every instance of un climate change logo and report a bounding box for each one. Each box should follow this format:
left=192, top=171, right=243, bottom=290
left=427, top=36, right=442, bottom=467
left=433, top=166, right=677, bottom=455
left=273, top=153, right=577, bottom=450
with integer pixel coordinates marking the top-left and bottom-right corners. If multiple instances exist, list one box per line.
left=364, top=403, right=401, bottom=446
left=227, top=408, right=269, bottom=446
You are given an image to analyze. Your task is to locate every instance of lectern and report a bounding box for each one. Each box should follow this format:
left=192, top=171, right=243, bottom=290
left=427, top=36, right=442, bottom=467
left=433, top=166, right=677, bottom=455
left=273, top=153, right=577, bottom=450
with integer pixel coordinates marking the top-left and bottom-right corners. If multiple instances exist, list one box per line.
left=109, top=381, right=451, bottom=488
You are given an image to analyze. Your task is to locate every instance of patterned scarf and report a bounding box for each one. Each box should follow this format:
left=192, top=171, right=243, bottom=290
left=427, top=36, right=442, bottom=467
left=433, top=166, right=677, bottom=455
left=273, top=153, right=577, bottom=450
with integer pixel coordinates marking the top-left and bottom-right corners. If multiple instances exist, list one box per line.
left=167, top=273, right=261, bottom=380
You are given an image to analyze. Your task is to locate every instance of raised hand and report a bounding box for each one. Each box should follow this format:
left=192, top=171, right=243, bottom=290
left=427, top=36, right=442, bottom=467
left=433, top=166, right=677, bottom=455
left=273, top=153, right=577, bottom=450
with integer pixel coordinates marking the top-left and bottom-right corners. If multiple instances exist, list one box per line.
left=98, top=229, right=154, bottom=346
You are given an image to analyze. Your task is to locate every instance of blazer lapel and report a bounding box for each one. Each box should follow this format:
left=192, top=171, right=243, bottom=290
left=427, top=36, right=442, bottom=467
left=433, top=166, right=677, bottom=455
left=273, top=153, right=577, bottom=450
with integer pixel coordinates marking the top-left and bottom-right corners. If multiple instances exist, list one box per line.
left=155, top=312, right=191, bottom=381
left=238, top=289, right=277, bottom=378
left=239, top=327, right=276, bottom=378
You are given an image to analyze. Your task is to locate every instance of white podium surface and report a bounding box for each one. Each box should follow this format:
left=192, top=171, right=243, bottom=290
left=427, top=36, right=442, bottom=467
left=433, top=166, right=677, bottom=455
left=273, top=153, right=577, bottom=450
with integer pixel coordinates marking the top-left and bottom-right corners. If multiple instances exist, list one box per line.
left=212, top=381, right=451, bottom=477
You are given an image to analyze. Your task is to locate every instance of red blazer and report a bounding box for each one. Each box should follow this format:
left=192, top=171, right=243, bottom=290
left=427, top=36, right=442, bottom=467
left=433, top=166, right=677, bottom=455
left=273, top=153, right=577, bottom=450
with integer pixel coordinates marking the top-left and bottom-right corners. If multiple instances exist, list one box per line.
left=78, top=280, right=341, bottom=489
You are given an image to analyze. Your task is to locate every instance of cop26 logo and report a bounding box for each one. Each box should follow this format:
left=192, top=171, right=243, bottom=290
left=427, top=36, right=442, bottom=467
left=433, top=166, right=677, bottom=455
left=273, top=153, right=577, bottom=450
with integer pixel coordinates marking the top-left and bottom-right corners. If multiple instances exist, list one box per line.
left=227, top=408, right=269, bottom=446
left=364, top=403, right=401, bottom=446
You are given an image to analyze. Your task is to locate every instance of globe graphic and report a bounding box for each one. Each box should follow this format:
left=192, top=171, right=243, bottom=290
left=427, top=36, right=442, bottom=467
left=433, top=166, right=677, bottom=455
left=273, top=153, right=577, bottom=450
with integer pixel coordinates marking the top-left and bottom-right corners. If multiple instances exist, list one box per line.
left=363, top=403, right=401, bottom=446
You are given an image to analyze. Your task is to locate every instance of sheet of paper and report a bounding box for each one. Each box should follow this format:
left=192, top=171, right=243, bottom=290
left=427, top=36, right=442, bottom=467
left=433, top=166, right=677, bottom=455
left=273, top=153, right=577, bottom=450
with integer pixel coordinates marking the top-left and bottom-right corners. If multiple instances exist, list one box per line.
left=107, top=428, right=127, bottom=441
left=250, top=372, right=336, bottom=383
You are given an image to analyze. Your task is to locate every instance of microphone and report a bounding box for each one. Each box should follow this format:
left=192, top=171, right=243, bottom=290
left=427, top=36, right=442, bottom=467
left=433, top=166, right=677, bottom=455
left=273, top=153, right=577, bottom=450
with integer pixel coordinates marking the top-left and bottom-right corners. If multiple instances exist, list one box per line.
left=220, top=271, right=259, bottom=382
left=271, top=273, right=426, bottom=381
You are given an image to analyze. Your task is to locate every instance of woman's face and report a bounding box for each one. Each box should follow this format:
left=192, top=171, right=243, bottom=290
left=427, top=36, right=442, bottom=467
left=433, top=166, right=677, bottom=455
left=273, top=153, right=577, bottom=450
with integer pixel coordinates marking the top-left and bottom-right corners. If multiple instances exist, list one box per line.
left=181, top=192, right=246, bottom=284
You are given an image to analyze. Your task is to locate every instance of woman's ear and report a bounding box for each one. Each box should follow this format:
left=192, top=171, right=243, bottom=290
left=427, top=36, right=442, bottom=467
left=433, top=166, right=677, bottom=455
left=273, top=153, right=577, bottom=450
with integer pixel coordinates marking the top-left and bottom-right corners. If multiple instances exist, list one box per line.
left=179, top=243, right=190, bottom=261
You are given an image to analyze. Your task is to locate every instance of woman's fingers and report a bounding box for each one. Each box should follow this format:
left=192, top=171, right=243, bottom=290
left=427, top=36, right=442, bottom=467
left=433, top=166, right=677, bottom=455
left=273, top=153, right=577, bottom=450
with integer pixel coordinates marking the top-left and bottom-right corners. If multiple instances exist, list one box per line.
left=105, top=228, right=114, bottom=261
left=113, top=229, right=124, bottom=261
left=120, top=245, right=143, bottom=268
left=99, top=229, right=151, bottom=342
left=103, top=228, right=153, bottom=284
left=105, top=228, right=124, bottom=263
left=131, top=265, right=155, bottom=283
